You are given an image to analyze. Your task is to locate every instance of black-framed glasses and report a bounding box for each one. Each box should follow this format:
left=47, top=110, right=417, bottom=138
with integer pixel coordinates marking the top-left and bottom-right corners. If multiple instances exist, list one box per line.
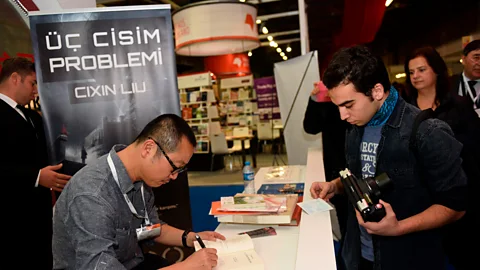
left=148, top=137, right=187, bottom=175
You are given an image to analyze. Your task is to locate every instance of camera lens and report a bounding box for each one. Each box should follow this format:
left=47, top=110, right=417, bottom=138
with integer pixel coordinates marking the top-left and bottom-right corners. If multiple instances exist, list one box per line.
left=375, top=173, right=393, bottom=192
left=365, top=173, right=392, bottom=199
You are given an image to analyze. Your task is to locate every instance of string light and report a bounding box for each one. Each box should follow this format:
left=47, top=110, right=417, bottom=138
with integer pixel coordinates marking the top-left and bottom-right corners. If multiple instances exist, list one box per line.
left=276, top=48, right=282, bottom=53
left=395, top=73, right=406, bottom=79
left=262, top=26, right=268, bottom=34
left=286, top=46, right=292, bottom=52
left=267, top=36, right=273, bottom=41
left=248, top=51, right=252, bottom=57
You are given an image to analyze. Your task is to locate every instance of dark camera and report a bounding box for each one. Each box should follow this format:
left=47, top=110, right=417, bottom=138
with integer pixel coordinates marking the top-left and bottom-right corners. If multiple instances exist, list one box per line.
left=339, top=169, right=393, bottom=222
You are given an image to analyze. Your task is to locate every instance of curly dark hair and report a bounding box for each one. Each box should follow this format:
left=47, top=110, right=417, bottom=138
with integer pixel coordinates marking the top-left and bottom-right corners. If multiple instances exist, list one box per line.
left=323, top=45, right=391, bottom=97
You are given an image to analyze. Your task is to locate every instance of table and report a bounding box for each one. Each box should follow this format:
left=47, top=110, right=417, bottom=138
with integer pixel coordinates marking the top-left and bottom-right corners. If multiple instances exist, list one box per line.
left=215, top=148, right=336, bottom=270
left=226, top=135, right=256, bottom=167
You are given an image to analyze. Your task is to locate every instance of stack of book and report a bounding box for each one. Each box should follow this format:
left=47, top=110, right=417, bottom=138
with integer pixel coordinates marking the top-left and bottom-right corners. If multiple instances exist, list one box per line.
left=210, top=194, right=302, bottom=226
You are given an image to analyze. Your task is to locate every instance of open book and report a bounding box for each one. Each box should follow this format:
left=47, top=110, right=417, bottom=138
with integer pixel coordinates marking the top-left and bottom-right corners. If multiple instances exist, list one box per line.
left=193, top=234, right=264, bottom=270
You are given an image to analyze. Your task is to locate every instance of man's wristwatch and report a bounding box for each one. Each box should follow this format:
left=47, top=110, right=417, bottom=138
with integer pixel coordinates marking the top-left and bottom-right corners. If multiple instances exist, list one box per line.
left=182, top=229, right=192, bottom=248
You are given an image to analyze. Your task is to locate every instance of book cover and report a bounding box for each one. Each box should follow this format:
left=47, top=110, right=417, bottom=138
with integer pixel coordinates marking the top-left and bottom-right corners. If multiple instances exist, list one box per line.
left=238, top=88, right=249, bottom=100
left=279, top=196, right=303, bottom=226
left=238, top=227, right=277, bottom=238
left=257, top=183, right=305, bottom=196
left=218, top=195, right=286, bottom=213
left=222, top=90, right=230, bottom=101
left=191, top=125, right=199, bottom=135
left=230, top=90, right=239, bottom=101
left=201, top=91, right=208, bottom=101
left=180, top=92, right=187, bottom=103
left=215, top=194, right=299, bottom=224
left=181, top=107, right=190, bottom=119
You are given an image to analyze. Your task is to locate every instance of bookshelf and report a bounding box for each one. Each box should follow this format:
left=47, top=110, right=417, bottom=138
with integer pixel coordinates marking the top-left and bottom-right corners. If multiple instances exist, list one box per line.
left=218, top=74, right=258, bottom=137
left=178, top=72, right=219, bottom=154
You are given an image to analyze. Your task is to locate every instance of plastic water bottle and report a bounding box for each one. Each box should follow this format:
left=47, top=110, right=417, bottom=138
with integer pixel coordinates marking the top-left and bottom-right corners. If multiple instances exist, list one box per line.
left=243, top=161, right=255, bottom=194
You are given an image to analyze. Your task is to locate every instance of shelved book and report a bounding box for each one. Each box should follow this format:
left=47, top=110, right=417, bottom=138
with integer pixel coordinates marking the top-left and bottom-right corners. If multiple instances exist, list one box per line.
left=195, top=141, right=209, bottom=152
left=181, top=107, right=192, bottom=119
left=193, top=234, right=264, bottom=270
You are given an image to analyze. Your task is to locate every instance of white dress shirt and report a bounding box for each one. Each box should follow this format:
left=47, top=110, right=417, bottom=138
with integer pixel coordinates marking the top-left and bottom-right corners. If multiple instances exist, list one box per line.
left=0, top=93, right=42, bottom=186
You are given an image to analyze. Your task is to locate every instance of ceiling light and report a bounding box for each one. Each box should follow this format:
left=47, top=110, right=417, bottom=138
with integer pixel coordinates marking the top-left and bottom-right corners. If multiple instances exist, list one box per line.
left=395, top=73, right=406, bottom=79
left=267, top=36, right=273, bottom=41
left=280, top=52, right=285, bottom=57
left=262, top=26, right=268, bottom=34
left=248, top=51, right=252, bottom=57
left=385, top=0, right=393, bottom=7
left=283, top=56, right=288, bottom=61
left=256, top=19, right=261, bottom=24
left=276, top=48, right=282, bottom=53
left=286, top=46, right=292, bottom=52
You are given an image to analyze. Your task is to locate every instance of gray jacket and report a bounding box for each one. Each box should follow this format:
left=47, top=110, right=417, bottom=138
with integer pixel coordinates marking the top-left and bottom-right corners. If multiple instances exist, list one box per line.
left=53, top=145, right=164, bottom=270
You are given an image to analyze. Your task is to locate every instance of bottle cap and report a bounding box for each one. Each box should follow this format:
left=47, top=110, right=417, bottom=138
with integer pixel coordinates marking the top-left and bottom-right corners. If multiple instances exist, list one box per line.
left=245, top=161, right=250, bottom=166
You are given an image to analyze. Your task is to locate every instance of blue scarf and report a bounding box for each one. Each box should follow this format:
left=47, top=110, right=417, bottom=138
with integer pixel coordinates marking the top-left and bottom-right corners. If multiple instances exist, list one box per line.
left=367, top=86, right=398, bottom=127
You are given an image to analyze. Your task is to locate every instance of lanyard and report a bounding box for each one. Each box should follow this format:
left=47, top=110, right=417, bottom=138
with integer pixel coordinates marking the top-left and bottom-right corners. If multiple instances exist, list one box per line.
left=107, top=153, right=150, bottom=225
left=460, top=75, right=479, bottom=108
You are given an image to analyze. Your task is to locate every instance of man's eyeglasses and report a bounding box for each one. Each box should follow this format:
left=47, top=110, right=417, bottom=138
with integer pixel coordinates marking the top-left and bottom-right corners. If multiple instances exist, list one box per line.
left=148, top=137, right=187, bottom=175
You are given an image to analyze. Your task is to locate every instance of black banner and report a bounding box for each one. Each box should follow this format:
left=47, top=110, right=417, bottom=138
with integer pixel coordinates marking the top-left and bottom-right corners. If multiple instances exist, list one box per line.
left=30, top=5, right=194, bottom=264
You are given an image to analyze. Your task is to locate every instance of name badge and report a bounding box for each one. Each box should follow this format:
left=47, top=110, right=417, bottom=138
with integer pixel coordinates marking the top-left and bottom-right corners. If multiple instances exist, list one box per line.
left=136, top=223, right=161, bottom=241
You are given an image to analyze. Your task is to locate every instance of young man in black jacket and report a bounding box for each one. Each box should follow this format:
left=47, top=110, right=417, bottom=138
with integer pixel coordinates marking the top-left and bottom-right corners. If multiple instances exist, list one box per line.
left=310, top=46, right=467, bottom=270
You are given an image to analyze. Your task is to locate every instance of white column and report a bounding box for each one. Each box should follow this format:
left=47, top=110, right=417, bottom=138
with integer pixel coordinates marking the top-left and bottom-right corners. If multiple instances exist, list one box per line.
left=297, top=0, right=310, bottom=55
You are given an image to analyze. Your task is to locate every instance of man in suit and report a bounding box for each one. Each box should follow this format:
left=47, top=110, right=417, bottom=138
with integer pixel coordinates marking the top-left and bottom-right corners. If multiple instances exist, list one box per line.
left=0, top=57, right=71, bottom=269
left=451, top=40, right=480, bottom=115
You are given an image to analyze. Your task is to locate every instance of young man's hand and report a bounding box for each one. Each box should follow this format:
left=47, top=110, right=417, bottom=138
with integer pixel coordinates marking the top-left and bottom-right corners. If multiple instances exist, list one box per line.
left=356, top=200, right=402, bottom=236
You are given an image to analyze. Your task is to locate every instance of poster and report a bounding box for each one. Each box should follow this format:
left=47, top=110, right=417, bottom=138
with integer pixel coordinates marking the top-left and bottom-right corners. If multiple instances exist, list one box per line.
left=254, top=76, right=281, bottom=120
left=274, top=51, right=323, bottom=165
left=29, top=5, right=193, bottom=263
left=29, top=6, right=180, bottom=166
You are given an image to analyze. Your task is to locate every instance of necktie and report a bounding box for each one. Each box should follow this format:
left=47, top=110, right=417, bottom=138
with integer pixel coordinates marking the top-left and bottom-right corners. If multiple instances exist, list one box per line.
left=16, top=105, right=37, bottom=131
left=467, top=80, right=477, bottom=99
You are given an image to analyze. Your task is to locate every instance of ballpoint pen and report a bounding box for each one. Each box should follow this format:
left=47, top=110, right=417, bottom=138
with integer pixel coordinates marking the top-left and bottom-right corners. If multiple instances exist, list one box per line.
left=195, top=234, right=206, bottom=248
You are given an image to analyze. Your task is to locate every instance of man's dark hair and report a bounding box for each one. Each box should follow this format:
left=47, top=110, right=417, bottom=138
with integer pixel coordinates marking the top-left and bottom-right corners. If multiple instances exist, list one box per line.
left=323, top=45, right=391, bottom=97
left=135, top=114, right=196, bottom=154
left=463, top=40, right=480, bottom=56
left=0, top=57, right=36, bottom=84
